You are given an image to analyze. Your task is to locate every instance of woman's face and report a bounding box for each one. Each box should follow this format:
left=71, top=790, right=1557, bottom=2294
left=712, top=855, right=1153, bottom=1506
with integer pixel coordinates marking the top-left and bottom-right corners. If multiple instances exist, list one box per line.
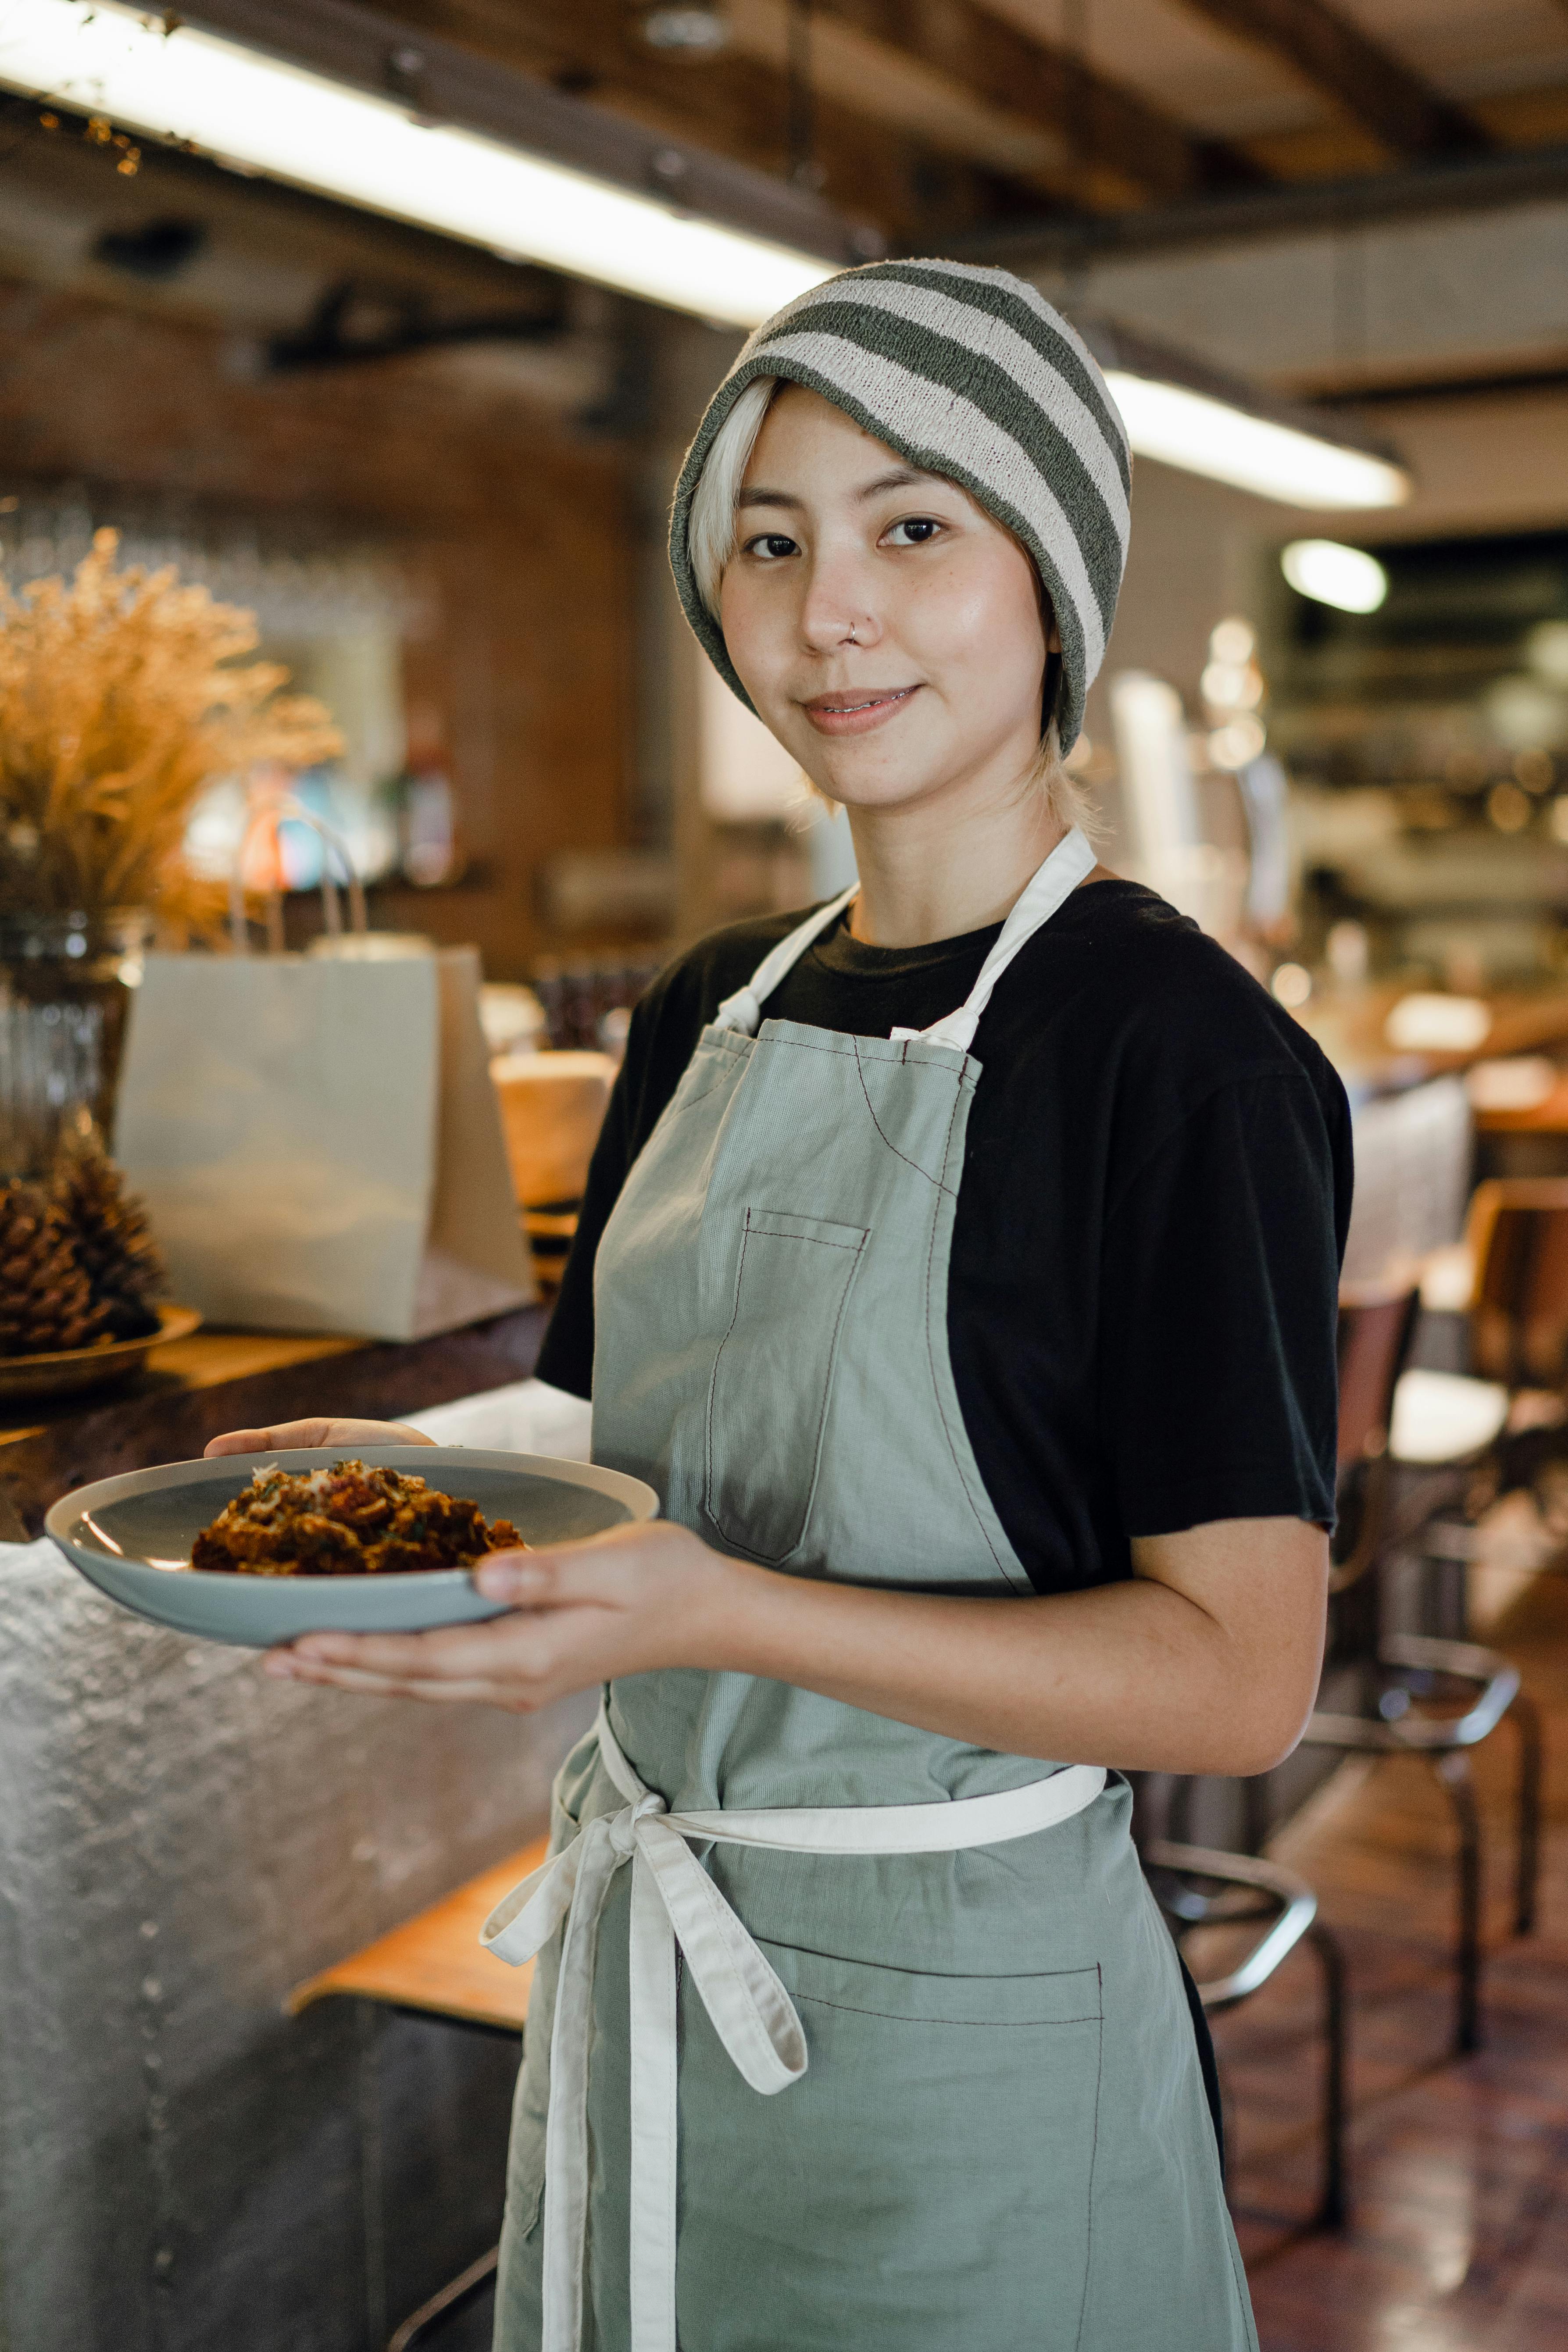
left=718, top=385, right=1053, bottom=817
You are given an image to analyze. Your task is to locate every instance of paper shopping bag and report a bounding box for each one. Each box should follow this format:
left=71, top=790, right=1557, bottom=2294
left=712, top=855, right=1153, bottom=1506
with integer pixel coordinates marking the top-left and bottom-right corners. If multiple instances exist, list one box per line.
left=114, top=945, right=535, bottom=1338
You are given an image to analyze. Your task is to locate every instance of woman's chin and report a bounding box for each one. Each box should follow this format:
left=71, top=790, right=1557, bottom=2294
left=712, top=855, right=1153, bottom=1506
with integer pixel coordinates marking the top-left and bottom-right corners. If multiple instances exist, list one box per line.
left=807, top=758, right=972, bottom=820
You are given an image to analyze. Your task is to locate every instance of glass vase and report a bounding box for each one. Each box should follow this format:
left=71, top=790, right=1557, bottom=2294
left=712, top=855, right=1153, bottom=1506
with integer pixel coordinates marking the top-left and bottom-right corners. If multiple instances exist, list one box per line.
left=0, top=910, right=153, bottom=1180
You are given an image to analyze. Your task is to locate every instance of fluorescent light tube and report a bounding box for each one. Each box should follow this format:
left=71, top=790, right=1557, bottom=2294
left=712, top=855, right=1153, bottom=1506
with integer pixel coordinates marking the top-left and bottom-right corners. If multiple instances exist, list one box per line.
left=1105, top=371, right=1410, bottom=511
left=1281, top=539, right=1389, bottom=613
left=0, top=0, right=833, bottom=326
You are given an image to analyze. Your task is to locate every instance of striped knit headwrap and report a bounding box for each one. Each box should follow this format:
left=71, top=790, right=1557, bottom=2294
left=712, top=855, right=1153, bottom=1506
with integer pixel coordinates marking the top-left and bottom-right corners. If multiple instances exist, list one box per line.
left=669, top=259, right=1131, bottom=757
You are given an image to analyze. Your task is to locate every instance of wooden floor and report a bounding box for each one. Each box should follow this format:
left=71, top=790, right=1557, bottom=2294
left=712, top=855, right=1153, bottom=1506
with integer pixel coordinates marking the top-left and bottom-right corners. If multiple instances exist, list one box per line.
left=1204, top=1563, right=1568, bottom=2350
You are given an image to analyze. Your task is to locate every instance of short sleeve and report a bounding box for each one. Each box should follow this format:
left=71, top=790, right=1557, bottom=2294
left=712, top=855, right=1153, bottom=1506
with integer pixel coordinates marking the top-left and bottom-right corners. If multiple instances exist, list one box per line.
left=1099, top=1073, right=1346, bottom=1537
left=531, top=1062, right=634, bottom=1400
left=532, top=951, right=719, bottom=1401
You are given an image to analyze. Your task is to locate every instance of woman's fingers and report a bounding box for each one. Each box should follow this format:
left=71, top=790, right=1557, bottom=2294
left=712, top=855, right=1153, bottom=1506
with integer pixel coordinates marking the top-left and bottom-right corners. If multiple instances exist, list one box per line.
left=472, top=1522, right=696, bottom=1608
left=269, top=1656, right=510, bottom=1705
left=289, top=1620, right=536, bottom=1677
left=204, top=1418, right=433, bottom=1460
left=267, top=1612, right=571, bottom=1710
left=205, top=1420, right=333, bottom=1458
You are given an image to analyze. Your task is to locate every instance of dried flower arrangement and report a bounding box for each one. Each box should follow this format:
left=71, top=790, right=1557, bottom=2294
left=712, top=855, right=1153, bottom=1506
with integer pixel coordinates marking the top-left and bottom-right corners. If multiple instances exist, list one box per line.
left=0, top=528, right=342, bottom=932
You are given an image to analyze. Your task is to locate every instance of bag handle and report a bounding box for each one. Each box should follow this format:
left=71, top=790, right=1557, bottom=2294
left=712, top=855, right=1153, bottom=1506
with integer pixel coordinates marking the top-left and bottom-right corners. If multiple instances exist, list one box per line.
left=229, top=798, right=368, bottom=954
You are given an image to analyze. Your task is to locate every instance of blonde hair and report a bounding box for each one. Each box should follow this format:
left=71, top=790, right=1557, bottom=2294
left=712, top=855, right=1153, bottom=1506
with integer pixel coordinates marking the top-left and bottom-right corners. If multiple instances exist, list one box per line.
left=689, top=375, right=779, bottom=621
left=685, top=372, right=1093, bottom=833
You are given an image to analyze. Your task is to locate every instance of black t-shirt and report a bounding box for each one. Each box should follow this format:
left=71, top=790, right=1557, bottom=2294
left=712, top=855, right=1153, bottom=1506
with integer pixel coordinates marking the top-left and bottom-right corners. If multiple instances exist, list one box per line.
left=538, top=878, right=1352, bottom=1595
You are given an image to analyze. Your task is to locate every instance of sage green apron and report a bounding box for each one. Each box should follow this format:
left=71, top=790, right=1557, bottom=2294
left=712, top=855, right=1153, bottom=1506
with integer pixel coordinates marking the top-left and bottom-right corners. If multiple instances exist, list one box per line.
left=488, top=828, right=1258, bottom=2352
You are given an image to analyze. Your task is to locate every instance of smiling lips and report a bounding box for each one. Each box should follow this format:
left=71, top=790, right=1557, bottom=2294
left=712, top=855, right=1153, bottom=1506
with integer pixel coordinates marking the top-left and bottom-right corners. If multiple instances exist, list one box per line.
left=802, top=685, right=920, bottom=736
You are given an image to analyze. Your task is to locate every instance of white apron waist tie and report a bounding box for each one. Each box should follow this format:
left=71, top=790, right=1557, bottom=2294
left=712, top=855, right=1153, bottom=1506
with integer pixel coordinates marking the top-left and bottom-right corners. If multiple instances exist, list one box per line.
left=481, top=1702, right=1107, bottom=2352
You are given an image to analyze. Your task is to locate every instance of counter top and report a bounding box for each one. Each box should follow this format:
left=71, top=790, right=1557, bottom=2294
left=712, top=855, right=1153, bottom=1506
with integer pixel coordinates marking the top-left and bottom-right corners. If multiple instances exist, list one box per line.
left=0, top=1305, right=548, bottom=1536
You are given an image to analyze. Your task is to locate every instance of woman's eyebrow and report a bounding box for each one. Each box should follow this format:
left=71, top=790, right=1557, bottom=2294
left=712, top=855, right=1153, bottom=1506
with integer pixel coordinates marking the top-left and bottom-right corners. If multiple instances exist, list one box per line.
left=736, top=485, right=803, bottom=511
left=855, top=465, right=941, bottom=501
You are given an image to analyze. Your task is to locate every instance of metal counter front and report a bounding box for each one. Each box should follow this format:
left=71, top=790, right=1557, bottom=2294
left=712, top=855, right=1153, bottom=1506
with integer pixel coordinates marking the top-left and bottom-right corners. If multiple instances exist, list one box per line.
left=0, top=1308, right=589, bottom=2351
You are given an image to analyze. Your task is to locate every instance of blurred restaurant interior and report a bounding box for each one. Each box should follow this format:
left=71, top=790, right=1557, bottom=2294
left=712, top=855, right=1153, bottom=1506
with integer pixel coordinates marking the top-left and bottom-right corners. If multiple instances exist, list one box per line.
left=1, top=2, right=1568, bottom=2348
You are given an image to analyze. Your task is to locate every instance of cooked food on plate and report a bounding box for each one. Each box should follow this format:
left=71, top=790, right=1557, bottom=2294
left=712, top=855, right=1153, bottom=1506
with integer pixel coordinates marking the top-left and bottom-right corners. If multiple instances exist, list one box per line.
left=190, top=1460, right=525, bottom=1577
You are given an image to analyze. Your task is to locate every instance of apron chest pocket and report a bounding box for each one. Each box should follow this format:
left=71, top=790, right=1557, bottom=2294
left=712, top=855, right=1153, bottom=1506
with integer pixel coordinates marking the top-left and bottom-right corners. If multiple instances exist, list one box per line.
left=704, top=1207, right=868, bottom=1563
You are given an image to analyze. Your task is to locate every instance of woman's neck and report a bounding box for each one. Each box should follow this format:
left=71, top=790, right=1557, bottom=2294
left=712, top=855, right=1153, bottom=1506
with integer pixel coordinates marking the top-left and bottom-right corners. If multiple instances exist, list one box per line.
left=843, top=772, right=1070, bottom=949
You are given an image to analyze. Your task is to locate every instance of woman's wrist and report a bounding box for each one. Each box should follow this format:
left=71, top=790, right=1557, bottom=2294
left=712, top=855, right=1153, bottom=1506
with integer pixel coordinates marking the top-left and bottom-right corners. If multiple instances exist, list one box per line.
left=675, top=1545, right=788, bottom=1677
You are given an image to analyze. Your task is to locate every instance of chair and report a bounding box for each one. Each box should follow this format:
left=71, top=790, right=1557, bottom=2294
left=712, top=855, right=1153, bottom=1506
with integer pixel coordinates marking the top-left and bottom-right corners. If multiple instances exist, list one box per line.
left=1387, top=1177, right=1568, bottom=1504
left=289, top=1837, right=548, bottom=2352
left=1296, top=1276, right=1542, bottom=2056
left=1142, top=1838, right=1348, bottom=2229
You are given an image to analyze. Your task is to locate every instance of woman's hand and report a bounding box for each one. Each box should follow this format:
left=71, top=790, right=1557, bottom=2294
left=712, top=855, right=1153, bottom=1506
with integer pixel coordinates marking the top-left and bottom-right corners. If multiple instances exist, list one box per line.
left=204, top=1418, right=435, bottom=1458
left=263, top=1522, right=737, bottom=1711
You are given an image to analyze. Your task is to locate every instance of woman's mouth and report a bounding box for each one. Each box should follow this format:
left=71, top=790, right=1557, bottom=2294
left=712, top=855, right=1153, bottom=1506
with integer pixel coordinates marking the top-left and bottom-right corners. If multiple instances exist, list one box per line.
left=801, top=686, right=920, bottom=737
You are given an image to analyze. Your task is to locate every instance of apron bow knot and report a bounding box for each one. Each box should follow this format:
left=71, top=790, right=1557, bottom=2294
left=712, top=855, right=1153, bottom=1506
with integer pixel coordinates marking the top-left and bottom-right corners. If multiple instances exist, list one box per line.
left=607, top=1787, right=666, bottom=1858
left=482, top=1704, right=1105, bottom=2352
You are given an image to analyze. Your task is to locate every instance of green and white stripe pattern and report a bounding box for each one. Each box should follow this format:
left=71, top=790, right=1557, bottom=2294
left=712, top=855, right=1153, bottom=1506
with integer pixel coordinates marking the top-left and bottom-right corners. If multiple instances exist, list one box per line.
left=669, top=259, right=1131, bottom=756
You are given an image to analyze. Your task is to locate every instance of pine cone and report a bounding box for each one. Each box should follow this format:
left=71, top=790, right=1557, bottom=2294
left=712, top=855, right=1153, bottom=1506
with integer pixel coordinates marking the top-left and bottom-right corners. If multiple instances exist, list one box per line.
left=50, top=1133, right=167, bottom=1342
left=0, top=1182, right=105, bottom=1356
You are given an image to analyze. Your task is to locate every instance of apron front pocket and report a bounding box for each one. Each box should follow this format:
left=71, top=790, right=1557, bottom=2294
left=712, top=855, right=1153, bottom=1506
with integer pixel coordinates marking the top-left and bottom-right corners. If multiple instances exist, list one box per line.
left=674, top=1940, right=1104, bottom=2352
left=704, top=1208, right=868, bottom=1564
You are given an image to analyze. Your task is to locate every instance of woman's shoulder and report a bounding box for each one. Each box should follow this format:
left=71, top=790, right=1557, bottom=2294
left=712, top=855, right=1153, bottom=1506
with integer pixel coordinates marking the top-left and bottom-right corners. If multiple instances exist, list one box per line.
left=617, top=907, right=820, bottom=1130
left=637, top=907, right=814, bottom=1035
left=1019, top=878, right=1347, bottom=1114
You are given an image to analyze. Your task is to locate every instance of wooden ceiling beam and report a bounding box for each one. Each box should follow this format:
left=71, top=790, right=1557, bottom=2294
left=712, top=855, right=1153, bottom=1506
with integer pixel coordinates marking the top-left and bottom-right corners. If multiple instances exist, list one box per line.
left=359, top=0, right=1025, bottom=240
left=814, top=0, right=1265, bottom=201
left=1173, top=0, right=1493, bottom=157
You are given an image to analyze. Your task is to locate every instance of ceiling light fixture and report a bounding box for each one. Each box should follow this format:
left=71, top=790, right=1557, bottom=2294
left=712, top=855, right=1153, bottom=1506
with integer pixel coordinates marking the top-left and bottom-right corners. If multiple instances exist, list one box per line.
left=1281, top=539, right=1390, bottom=613
left=639, top=6, right=733, bottom=52
left=1108, top=376, right=1409, bottom=510
left=1076, top=320, right=1410, bottom=513
left=0, top=0, right=834, bottom=326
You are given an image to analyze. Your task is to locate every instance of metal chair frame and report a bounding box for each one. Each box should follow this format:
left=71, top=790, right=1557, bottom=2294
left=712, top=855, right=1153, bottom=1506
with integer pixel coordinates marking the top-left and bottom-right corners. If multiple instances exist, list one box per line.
left=388, top=2242, right=500, bottom=2352
left=1291, top=1270, right=1546, bottom=2056
left=1143, top=1839, right=1348, bottom=2230
left=1303, top=1625, right=1542, bottom=2054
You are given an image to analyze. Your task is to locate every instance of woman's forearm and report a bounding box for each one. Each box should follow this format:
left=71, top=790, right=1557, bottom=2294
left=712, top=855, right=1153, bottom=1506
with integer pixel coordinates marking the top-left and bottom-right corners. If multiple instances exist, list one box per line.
left=700, top=1523, right=1326, bottom=1778
left=269, top=1505, right=1326, bottom=1776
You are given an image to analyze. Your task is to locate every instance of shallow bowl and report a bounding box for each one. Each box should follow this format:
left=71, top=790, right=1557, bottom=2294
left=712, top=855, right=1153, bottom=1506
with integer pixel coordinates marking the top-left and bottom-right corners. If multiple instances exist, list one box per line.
left=45, top=1445, right=659, bottom=1647
left=0, top=1304, right=201, bottom=1404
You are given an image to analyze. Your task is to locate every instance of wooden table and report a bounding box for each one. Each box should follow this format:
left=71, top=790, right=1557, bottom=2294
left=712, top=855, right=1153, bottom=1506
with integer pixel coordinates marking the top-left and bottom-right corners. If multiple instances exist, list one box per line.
left=288, top=1836, right=549, bottom=2034
left=1295, top=982, right=1568, bottom=1097
left=0, top=1304, right=548, bottom=1537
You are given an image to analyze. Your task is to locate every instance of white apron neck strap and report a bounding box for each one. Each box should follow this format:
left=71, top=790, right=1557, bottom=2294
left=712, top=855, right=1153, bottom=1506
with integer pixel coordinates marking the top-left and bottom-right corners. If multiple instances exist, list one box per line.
left=712, top=884, right=859, bottom=1037
left=892, top=826, right=1096, bottom=1056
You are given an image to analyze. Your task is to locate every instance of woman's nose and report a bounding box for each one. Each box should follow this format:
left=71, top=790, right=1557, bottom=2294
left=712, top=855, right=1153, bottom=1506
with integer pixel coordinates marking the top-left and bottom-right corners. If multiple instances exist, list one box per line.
left=797, top=556, right=881, bottom=653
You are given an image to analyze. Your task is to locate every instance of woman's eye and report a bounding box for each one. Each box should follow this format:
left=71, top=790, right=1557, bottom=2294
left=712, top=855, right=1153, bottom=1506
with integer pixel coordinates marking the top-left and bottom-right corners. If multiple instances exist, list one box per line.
left=743, top=532, right=800, bottom=561
left=883, top=516, right=943, bottom=547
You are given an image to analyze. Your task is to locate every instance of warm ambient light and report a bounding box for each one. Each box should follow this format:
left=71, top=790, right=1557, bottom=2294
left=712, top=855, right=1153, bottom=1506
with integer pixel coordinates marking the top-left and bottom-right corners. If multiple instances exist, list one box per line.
left=1105, top=374, right=1410, bottom=512
left=1281, top=539, right=1391, bottom=613
left=0, top=0, right=832, bottom=327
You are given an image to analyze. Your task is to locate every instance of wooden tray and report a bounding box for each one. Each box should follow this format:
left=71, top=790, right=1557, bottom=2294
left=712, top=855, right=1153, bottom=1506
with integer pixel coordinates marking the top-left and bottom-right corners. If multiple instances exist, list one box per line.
left=0, top=1304, right=201, bottom=1403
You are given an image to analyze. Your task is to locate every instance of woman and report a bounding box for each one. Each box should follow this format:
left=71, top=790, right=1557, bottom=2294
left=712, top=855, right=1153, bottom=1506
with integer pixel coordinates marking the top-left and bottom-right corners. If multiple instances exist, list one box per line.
left=216, top=261, right=1349, bottom=2351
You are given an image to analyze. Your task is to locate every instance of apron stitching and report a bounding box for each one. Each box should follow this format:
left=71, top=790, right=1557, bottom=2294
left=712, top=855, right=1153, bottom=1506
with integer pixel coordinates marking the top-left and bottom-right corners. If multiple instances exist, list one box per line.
left=748, top=1229, right=861, bottom=1249
left=733, top=1225, right=868, bottom=1566
left=790, top=1992, right=1104, bottom=2027
left=703, top=1219, right=868, bottom=1563
left=923, top=1087, right=1029, bottom=1592
left=849, top=1034, right=955, bottom=1195
left=703, top=1212, right=755, bottom=1520
left=663, top=1064, right=737, bottom=1124
left=1071, top=1971, right=1105, bottom=2352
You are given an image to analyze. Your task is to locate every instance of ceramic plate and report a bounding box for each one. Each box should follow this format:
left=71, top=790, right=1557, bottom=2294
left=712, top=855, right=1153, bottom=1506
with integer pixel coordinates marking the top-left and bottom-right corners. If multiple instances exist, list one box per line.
left=45, top=1445, right=659, bottom=1647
